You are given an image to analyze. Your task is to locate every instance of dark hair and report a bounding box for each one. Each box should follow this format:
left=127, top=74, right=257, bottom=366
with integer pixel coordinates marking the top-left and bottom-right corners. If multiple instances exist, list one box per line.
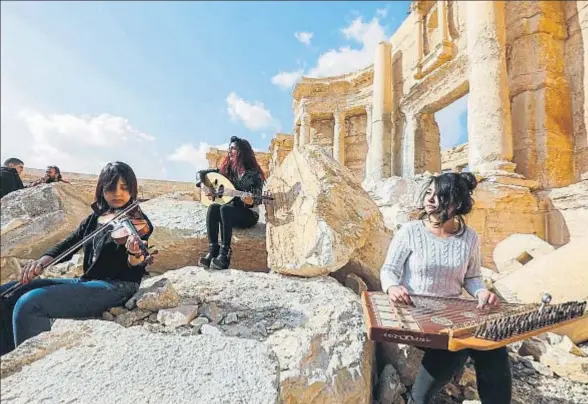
left=4, top=157, right=24, bottom=167
left=218, top=136, right=266, bottom=181
left=47, top=165, right=62, bottom=181
left=93, top=161, right=138, bottom=211
left=417, top=172, right=478, bottom=234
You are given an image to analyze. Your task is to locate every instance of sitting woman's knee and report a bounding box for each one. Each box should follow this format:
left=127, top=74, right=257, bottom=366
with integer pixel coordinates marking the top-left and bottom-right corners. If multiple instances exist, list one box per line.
left=13, top=289, right=46, bottom=316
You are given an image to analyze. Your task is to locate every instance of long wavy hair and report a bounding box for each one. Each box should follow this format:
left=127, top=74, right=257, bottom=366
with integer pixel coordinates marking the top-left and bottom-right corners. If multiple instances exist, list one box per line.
left=218, top=136, right=266, bottom=181
left=417, top=172, right=478, bottom=236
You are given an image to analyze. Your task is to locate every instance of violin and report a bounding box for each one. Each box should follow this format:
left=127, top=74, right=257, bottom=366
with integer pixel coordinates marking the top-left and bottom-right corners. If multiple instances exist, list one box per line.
left=97, top=204, right=157, bottom=265
left=1, top=199, right=157, bottom=300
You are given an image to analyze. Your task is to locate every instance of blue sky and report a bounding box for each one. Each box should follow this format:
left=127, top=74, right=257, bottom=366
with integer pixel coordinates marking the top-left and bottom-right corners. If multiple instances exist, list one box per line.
left=1, top=1, right=466, bottom=182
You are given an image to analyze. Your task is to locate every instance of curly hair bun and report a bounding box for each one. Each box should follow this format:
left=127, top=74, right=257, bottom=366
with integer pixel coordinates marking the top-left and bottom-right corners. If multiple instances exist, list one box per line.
left=460, top=172, right=478, bottom=192
left=230, top=136, right=241, bottom=143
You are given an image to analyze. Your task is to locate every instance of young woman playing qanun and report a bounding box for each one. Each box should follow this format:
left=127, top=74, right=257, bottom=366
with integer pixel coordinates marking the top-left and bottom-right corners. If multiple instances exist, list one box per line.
left=196, top=136, right=265, bottom=270
left=380, top=172, right=511, bottom=404
left=0, top=162, right=153, bottom=356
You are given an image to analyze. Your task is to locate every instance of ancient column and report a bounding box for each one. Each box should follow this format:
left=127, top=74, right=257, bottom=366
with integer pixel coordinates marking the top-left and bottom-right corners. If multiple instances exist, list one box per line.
left=507, top=1, right=574, bottom=187
left=401, top=112, right=441, bottom=177
left=366, top=41, right=392, bottom=181
left=365, top=106, right=373, bottom=179
left=332, top=111, right=346, bottom=165
left=401, top=113, right=418, bottom=177
left=293, top=125, right=300, bottom=148
left=466, top=1, right=515, bottom=175
left=299, top=111, right=311, bottom=147
left=437, top=0, right=449, bottom=42
left=579, top=1, right=588, bottom=178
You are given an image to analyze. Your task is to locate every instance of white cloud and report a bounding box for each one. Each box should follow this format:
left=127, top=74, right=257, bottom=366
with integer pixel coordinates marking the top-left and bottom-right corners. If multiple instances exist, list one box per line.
left=226, top=92, right=280, bottom=132
left=271, top=70, right=303, bottom=90
left=294, top=31, right=313, bottom=46
left=307, top=13, right=388, bottom=78
left=1, top=105, right=167, bottom=179
left=435, top=95, right=469, bottom=149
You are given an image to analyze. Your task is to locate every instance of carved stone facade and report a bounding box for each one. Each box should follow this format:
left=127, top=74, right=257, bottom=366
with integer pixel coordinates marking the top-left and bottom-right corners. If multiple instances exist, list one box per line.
left=205, top=148, right=271, bottom=180
left=282, top=0, right=587, bottom=189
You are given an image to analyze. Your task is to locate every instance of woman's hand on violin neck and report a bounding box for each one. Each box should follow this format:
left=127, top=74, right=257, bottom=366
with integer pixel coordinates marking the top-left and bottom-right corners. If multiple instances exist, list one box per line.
left=125, top=237, right=146, bottom=256
left=20, top=255, right=53, bottom=284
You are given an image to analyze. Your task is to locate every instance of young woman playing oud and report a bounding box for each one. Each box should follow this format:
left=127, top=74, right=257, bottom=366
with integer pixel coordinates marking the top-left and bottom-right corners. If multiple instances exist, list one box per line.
left=0, top=162, right=153, bottom=356
left=196, top=136, right=265, bottom=270
left=380, top=172, right=512, bottom=404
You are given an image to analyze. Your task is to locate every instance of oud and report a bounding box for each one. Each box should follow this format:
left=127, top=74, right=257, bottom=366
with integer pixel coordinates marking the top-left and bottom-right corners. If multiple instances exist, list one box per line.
left=362, top=291, right=587, bottom=351
left=199, top=172, right=274, bottom=207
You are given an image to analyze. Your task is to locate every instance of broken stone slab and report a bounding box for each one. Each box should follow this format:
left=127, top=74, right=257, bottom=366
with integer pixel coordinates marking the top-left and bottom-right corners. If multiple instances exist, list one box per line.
left=157, top=305, right=199, bottom=328
left=0, top=320, right=281, bottom=404
left=1, top=183, right=92, bottom=259
left=140, top=198, right=268, bottom=273
left=493, top=237, right=588, bottom=312
left=139, top=266, right=374, bottom=404
left=378, top=342, right=424, bottom=386
left=134, top=278, right=180, bottom=311
left=492, top=234, right=554, bottom=273
left=266, top=145, right=392, bottom=289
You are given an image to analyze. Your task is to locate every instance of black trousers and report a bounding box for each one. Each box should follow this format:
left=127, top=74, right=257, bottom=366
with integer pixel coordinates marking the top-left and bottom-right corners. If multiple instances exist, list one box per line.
left=409, top=347, right=512, bottom=404
left=206, top=203, right=259, bottom=246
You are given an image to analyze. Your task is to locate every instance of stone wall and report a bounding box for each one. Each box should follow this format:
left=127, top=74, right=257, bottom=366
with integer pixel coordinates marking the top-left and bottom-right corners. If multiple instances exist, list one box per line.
left=345, top=113, right=369, bottom=178
left=268, top=133, right=294, bottom=173
left=564, top=1, right=588, bottom=179
left=310, top=117, right=334, bottom=149
left=285, top=0, right=587, bottom=188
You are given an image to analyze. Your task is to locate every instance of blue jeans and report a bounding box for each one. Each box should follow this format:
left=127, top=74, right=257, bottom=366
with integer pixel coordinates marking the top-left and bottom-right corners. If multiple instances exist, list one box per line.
left=0, top=278, right=139, bottom=355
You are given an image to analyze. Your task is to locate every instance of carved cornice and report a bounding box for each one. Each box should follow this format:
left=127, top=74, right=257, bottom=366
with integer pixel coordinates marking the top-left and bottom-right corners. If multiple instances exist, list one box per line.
left=292, top=65, right=374, bottom=100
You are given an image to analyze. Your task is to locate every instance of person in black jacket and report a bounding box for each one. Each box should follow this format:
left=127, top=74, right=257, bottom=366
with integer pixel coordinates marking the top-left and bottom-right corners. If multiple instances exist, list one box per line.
left=0, top=157, right=25, bottom=199
left=0, top=161, right=154, bottom=355
left=196, top=136, right=265, bottom=270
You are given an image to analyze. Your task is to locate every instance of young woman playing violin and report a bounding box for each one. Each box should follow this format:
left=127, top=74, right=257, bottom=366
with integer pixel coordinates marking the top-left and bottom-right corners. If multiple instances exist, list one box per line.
left=196, top=136, right=265, bottom=270
left=0, top=161, right=153, bottom=356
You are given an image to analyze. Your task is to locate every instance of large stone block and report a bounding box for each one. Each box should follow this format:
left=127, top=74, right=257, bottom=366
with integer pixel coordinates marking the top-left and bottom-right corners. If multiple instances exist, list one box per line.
left=139, top=267, right=374, bottom=404
left=0, top=183, right=91, bottom=259
left=140, top=198, right=267, bottom=273
left=1, top=319, right=281, bottom=404
left=493, top=234, right=554, bottom=273
left=494, top=237, right=588, bottom=305
left=266, top=145, right=391, bottom=289
left=537, top=180, right=588, bottom=246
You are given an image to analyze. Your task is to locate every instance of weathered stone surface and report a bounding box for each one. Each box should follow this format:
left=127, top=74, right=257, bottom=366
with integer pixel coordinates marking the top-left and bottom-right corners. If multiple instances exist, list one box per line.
left=139, top=267, right=373, bottom=404
left=494, top=237, right=588, bottom=305
left=141, top=198, right=268, bottom=273
left=157, top=305, right=199, bottom=328
left=134, top=278, right=180, bottom=311
left=266, top=146, right=391, bottom=289
left=0, top=320, right=281, bottom=404
left=375, top=364, right=405, bottom=404
left=377, top=343, right=424, bottom=387
left=537, top=180, right=588, bottom=247
left=0, top=183, right=91, bottom=259
left=492, top=234, right=554, bottom=273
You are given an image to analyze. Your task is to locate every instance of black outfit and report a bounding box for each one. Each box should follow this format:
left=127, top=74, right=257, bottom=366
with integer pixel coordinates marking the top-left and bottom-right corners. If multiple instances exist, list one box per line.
left=0, top=202, right=153, bottom=355
left=408, top=347, right=512, bottom=404
left=196, top=168, right=263, bottom=269
left=43, top=206, right=154, bottom=283
left=0, top=166, right=24, bottom=198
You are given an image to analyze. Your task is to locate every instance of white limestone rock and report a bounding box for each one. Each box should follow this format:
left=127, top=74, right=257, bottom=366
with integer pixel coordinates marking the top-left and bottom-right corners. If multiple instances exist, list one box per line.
left=266, top=146, right=392, bottom=289
left=139, top=266, right=374, bottom=404
left=0, top=320, right=281, bottom=404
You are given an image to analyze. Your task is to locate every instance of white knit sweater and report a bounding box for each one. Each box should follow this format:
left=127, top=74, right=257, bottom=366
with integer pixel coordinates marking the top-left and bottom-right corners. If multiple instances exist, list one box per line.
left=380, top=220, right=486, bottom=298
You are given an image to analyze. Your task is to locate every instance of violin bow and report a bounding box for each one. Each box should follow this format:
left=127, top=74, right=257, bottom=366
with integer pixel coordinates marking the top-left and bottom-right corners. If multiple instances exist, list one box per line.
left=1, top=198, right=148, bottom=300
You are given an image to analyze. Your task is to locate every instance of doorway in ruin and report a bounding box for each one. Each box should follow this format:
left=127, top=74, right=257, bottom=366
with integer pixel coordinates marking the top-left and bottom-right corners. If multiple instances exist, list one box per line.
left=344, top=111, right=368, bottom=178
left=435, top=93, right=469, bottom=173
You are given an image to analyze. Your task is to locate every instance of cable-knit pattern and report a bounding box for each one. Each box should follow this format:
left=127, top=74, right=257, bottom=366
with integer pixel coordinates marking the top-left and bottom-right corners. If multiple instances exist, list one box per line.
left=380, top=221, right=486, bottom=298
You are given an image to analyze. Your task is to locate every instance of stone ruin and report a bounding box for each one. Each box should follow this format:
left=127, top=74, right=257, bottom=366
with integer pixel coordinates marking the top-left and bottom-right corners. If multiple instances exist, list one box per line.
left=3, top=2, right=588, bottom=404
